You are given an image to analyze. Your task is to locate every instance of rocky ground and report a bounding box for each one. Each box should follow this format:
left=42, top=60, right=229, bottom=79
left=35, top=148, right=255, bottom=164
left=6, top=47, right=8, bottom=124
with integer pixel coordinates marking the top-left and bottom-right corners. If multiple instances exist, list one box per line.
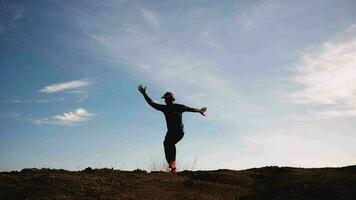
left=1, top=165, right=356, bottom=200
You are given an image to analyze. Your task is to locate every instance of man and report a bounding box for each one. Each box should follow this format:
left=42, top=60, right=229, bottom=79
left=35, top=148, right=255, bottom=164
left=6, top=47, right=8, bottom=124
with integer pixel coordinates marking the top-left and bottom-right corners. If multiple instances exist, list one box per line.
left=138, top=84, right=207, bottom=173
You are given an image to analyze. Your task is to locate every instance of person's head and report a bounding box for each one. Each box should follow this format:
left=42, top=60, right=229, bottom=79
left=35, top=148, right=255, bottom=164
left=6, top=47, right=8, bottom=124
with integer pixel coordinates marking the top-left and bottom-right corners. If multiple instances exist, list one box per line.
left=162, top=92, right=175, bottom=104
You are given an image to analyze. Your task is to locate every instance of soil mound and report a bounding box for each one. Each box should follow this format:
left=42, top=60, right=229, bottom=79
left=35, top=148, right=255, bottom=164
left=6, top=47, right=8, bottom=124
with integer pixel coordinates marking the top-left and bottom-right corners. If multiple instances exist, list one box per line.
left=1, top=165, right=355, bottom=199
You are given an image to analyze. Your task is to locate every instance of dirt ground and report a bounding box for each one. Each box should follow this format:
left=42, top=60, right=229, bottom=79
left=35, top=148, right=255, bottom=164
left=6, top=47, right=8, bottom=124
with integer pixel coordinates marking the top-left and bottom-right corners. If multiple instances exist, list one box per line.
left=1, top=165, right=355, bottom=200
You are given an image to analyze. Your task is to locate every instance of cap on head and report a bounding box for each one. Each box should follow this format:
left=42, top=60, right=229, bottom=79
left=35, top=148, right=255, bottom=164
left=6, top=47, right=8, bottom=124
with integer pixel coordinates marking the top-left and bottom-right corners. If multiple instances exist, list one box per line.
left=161, top=92, right=175, bottom=101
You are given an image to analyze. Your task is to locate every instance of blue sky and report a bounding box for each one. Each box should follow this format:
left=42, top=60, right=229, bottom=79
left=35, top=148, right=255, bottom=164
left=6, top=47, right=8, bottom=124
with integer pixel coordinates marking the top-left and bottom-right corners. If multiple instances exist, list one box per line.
left=0, top=0, right=355, bottom=171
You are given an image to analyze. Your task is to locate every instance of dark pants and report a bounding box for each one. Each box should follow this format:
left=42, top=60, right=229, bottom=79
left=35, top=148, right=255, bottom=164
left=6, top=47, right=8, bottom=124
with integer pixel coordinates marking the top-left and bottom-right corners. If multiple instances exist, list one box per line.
left=163, top=131, right=184, bottom=164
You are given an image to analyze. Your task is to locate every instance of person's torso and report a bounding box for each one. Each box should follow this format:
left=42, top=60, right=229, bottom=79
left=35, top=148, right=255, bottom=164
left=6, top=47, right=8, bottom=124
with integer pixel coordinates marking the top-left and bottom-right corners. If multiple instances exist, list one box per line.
left=162, top=104, right=184, bottom=132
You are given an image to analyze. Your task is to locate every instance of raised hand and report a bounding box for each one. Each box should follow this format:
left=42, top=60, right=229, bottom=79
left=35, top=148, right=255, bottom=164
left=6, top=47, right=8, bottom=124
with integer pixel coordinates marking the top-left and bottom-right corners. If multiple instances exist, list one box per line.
left=138, top=84, right=146, bottom=94
left=200, top=107, right=207, bottom=116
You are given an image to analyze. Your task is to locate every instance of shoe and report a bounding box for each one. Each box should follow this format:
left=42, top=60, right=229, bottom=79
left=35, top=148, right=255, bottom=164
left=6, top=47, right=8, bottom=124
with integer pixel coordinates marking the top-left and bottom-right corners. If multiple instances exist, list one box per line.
left=170, top=167, right=177, bottom=173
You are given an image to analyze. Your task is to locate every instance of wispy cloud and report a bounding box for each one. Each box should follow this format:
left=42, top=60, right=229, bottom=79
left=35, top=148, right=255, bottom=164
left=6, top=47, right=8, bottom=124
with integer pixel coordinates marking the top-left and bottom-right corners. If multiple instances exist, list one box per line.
left=65, top=90, right=89, bottom=102
left=34, top=108, right=95, bottom=125
left=0, top=99, right=31, bottom=104
left=1, top=79, right=90, bottom=106
left=289, top=25, right=356, bottom=117
left=236, top=0, right=281, bottom=30
left=153, top=56, right=240, bottom=123
left=0, top=1, right=25, bottom=34
left=88, top=5, right=241, bottom=125
left=0, top=111, right=20, bottom=119
left=35, top=98, right=65, bottom=104
left=39, top=79, right=90, bottom=93
left=200, top=29, right=223, bottom=49
left=140, top=7, right=160, bottom=29
left=0, top=98, right=65, bottom=104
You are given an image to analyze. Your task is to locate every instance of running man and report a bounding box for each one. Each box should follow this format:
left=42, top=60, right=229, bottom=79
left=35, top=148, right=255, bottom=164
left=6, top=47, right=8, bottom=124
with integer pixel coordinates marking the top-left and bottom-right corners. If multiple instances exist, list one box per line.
left=138, top=85, right=207, bottom=173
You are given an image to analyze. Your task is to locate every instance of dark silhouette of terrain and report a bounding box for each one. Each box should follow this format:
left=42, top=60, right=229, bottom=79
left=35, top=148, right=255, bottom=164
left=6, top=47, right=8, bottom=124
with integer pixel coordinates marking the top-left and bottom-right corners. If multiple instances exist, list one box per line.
left=1, top=165, right=355, bottom=200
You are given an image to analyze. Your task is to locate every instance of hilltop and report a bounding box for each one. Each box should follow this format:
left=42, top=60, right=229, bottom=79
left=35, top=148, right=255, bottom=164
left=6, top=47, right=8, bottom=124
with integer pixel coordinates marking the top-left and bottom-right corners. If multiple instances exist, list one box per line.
left=1, top=165, right=355, bottom=200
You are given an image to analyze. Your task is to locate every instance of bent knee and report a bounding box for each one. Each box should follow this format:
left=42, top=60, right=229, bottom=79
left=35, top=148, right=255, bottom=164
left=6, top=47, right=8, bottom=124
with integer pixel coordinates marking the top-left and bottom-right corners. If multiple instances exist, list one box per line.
left=163, top=139, right=173, bottom=146
left=163, top=140, right=168, bottom=145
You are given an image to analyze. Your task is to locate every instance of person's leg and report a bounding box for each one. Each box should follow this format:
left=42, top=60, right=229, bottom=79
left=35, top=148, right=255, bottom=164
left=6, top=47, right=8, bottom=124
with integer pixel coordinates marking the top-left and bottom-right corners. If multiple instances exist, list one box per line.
left=171, top=132, right=184, bottom=162
left=163, top=132, right=184, bottom=172
left=170, top=145, right=177, bottom=171
left=163, top=139, right=174, bottom=164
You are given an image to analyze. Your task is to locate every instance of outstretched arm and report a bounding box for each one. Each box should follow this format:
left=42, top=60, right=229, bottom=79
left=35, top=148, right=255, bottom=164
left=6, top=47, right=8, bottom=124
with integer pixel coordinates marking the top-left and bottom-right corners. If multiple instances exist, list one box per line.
left=186, top=106, right=207, bottom=116
left=138, top=84, right=164, bottom=111
left=138, top=84, right=154, bottom=105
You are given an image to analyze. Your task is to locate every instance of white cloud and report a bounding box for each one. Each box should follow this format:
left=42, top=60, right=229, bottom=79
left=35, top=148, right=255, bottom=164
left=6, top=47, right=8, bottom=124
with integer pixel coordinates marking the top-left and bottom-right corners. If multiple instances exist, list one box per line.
left=235, top=128, right=356, bottom=168
left=198, top=115, right=356, bottom=170
left=39, top=79, right=90, bottom=93
left=34, top=108, right=95, bottom=125
left=53, top=108, right=95, bottom=122
left=289, top=26, right=356, bottom=117
left=140, top=7, right=160, bottom=29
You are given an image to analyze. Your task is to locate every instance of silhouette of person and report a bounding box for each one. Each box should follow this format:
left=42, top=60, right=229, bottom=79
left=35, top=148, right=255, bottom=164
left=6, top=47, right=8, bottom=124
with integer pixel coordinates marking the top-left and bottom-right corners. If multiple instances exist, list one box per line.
left=138, top=85, right=207, bottom=173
